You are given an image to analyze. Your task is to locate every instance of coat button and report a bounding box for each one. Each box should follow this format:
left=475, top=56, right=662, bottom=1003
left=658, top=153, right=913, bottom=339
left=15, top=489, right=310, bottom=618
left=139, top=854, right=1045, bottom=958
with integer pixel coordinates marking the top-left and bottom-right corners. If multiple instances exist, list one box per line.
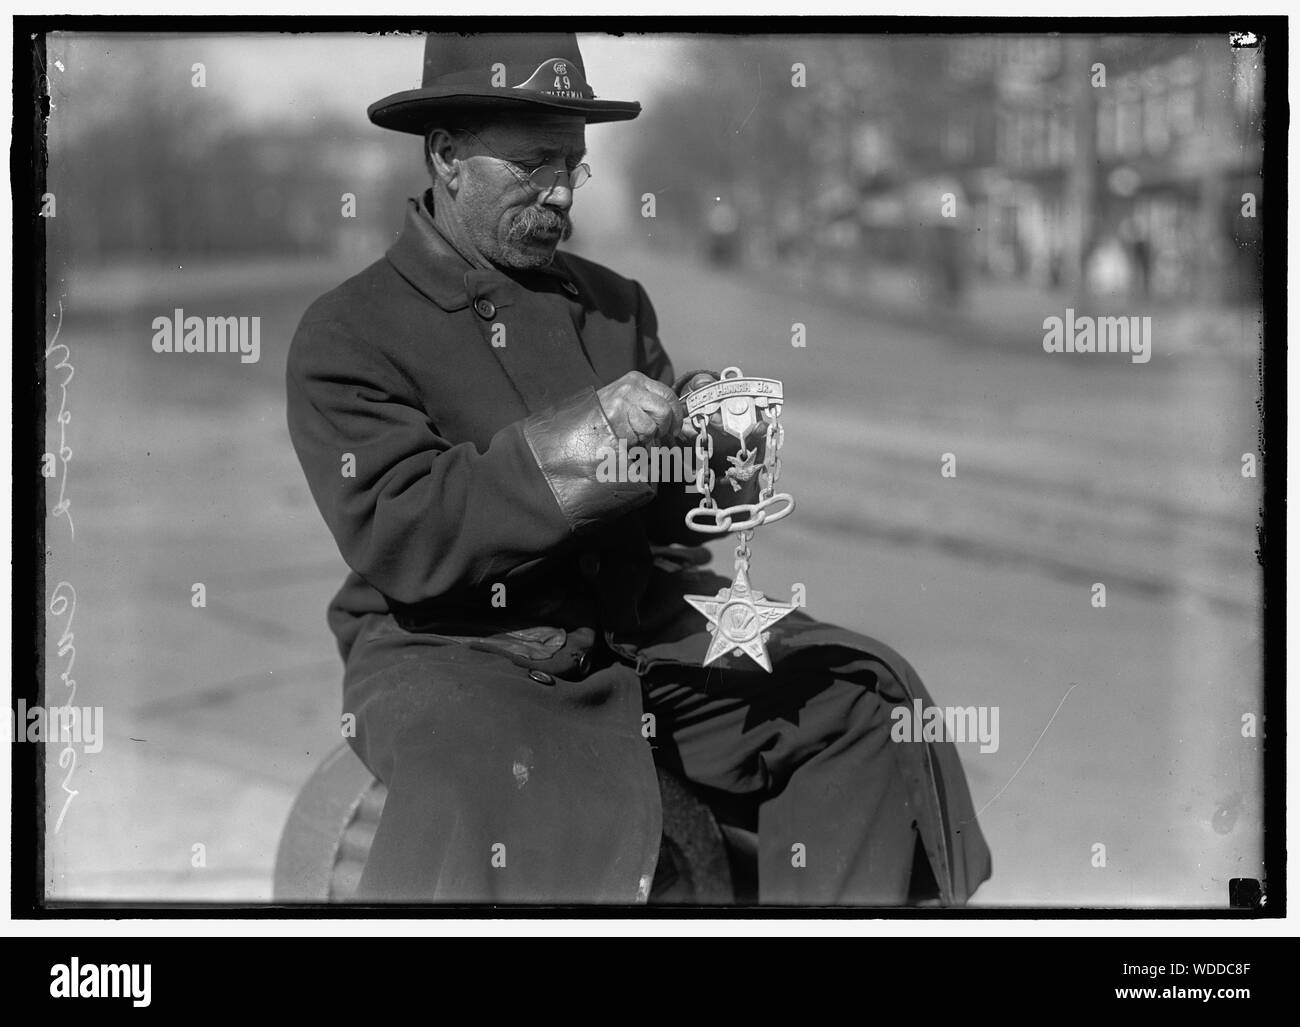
left=578, top=552, right=601, bottom=578
left=528, top=669, right=555, bottom=686
left=576, top=649, right=592, bottom=675
left=474, top=297, right=496, bottom=319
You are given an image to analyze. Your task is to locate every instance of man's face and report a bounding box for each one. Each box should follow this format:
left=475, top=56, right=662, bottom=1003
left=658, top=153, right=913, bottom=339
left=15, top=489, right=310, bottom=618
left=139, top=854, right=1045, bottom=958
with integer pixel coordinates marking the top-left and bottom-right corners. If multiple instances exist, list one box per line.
left=452, top=114, right=587, bottom=270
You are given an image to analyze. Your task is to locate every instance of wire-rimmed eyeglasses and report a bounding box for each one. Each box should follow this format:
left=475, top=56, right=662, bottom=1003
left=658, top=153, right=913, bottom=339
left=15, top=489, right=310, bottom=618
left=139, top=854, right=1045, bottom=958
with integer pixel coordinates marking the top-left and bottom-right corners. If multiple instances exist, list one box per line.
left=456, top=128, right=591, bottom=195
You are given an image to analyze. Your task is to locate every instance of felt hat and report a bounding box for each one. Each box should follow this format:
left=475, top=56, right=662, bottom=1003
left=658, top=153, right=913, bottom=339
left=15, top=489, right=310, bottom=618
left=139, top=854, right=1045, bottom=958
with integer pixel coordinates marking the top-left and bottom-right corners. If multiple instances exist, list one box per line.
left=368, top=32, right=641, bottom=133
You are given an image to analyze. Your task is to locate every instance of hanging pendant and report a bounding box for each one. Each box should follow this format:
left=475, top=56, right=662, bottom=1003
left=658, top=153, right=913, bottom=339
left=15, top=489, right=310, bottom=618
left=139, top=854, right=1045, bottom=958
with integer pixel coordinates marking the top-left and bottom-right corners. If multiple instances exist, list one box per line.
left=683, top=564, right=796, bottom=673
left=681, top=366, right=796, bottom=673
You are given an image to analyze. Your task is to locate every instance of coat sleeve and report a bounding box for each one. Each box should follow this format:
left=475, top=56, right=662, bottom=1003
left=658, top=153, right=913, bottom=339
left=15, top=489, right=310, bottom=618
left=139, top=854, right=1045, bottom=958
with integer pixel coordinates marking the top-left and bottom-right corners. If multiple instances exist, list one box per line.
left=286, top=315, right=656, bottom=606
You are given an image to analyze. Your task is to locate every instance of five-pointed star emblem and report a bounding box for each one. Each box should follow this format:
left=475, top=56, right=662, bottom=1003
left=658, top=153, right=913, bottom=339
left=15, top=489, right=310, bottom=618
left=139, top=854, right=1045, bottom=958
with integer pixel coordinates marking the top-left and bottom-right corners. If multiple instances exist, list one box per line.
left=683, top=565, right=795, bottom=672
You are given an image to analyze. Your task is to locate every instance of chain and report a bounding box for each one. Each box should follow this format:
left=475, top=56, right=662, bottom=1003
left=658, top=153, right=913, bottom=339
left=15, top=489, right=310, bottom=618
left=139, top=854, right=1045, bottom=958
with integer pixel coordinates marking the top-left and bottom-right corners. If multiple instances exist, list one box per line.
left=686, top=403, right=795, bottom=535
left=734, top=529, right=752, bottom=571
left=692, top=413, right=715, bottom=508
left=685, top=493, right=795, bottom=534
left=758, top=405, right=783, bottom=500
left=684, top=381, right=794, bottom=537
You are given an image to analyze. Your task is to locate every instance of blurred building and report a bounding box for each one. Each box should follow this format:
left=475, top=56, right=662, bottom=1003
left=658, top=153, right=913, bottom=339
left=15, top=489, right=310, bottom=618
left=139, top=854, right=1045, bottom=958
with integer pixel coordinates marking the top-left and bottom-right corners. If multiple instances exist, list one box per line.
left=953, top=36, right=1261, bottom=301
left=628, top=34, right=1264, bottom=308
left=829, top=35, right=1264, bottom=303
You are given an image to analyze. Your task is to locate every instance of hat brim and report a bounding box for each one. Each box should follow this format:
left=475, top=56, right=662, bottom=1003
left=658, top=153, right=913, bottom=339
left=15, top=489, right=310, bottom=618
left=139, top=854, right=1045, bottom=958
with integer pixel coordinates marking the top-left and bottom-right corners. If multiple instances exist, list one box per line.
left=368, top=89, right=641, bottom=133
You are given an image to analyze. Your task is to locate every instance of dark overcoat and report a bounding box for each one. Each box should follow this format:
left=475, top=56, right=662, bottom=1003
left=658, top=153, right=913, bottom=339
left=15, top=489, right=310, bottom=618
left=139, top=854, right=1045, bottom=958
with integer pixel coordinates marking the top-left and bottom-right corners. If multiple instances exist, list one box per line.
left=286, top=192, right=992, bottom=904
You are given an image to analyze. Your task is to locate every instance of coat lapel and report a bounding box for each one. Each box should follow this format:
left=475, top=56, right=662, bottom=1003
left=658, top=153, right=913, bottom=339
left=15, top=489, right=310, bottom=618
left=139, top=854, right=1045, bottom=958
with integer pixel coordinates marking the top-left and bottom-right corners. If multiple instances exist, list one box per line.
left=385, top=195, right=473, bottom=312
left=387, top=193, right=606, bottom=416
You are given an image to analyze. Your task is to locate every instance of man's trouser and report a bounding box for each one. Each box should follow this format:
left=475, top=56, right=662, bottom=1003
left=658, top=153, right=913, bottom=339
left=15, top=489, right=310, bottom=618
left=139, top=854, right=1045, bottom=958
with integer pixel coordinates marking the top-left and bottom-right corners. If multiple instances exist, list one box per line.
left=640, top=646, right=928, bottom=904
left=344, top=629, right=940, bottom=905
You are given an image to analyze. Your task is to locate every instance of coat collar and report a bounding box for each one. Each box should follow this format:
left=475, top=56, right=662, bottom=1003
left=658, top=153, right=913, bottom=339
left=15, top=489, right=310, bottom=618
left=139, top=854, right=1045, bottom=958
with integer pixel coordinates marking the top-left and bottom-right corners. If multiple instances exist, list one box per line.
left=386, top=191, right=579, bottom=312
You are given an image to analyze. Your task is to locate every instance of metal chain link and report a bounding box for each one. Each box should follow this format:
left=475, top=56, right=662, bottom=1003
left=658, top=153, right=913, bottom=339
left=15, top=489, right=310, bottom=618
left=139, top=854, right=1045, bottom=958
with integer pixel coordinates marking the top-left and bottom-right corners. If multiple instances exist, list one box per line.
left=734, top=529, right=752, bottom=569
left=685, top=492, right=795, bottom=534
left=758, top=405, right=783, bottom=501
left=692, top=413, right=715, bottom=508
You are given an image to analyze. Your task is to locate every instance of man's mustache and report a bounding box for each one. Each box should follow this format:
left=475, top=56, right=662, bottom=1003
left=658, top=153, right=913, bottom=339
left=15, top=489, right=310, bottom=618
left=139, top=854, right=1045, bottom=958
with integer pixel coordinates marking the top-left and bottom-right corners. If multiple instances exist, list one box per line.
left=508, top=206, right=573, bottom=243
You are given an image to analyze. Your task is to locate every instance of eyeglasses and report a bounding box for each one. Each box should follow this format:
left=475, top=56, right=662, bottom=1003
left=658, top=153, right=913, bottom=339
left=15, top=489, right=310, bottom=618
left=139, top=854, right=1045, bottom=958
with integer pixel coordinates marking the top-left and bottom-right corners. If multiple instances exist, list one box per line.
left=457, top=128, right=591, bottom=195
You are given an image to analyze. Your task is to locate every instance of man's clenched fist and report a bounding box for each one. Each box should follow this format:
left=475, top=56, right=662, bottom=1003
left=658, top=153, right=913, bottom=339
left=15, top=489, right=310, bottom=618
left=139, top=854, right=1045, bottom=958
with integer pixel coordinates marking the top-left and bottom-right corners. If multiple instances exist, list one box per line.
left=596, top=371, right=687, bottom=446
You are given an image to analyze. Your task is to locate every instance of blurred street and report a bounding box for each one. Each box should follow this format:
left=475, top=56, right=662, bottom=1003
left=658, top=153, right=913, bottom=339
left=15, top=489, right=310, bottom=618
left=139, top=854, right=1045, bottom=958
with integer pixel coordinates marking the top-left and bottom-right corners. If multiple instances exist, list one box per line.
left=43, top=242, right=1264, bottom=907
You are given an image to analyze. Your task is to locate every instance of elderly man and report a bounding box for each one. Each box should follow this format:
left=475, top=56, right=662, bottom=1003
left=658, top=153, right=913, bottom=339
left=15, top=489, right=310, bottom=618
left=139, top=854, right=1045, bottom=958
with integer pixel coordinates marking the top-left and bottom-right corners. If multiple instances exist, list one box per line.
left=286, top=33, right=991, bottom=904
